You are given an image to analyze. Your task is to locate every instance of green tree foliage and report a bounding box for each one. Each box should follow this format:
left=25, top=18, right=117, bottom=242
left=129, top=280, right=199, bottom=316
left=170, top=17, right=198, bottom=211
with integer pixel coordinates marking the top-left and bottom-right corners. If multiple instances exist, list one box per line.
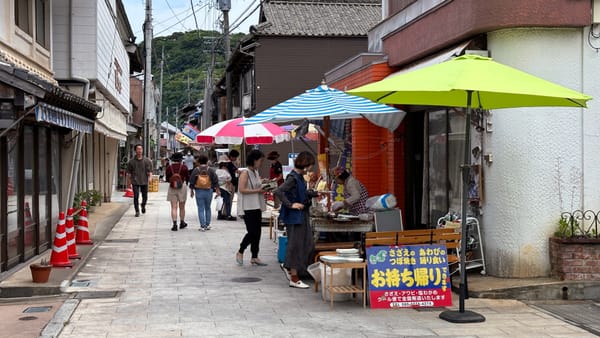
left=139, top=30, right=244, bottom=127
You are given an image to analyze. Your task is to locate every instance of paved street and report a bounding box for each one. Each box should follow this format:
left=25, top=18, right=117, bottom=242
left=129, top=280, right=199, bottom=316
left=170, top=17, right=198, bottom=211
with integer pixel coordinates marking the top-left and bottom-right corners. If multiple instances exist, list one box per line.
left=40, top=182, right=596, bottom=337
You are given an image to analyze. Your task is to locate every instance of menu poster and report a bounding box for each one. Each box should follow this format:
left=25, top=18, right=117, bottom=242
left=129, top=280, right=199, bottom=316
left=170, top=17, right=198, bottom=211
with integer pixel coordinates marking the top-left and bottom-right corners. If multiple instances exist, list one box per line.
left=366, top=244, right=452, bottom=309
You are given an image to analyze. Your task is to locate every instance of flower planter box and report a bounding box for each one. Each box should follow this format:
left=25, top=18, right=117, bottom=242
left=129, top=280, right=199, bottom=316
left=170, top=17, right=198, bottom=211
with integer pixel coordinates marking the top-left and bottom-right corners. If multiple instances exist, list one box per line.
left=549, top=236, right=600, bottom=280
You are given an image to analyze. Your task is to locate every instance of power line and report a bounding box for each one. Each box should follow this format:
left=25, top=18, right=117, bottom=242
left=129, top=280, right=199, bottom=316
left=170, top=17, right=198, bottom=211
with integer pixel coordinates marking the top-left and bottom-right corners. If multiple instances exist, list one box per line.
left=164, top=0, right=189, bottom=31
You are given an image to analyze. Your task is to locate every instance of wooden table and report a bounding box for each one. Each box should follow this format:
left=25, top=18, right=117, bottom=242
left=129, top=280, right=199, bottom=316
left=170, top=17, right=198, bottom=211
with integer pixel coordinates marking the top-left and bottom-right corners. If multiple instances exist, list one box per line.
left=320, top=259, right=367, bottom=308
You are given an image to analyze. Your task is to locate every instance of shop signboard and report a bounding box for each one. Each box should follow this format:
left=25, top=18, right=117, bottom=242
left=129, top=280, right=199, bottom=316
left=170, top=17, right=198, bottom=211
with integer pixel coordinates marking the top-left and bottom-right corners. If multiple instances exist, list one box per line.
left=366, top=244, right=452, bottom=309
left=181, top=123, right=200, bottom=141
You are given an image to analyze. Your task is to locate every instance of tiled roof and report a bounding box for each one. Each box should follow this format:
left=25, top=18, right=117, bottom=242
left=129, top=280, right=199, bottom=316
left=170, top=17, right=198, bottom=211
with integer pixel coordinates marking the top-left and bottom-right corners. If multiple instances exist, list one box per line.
left=257, top=0, right=382, bottom=37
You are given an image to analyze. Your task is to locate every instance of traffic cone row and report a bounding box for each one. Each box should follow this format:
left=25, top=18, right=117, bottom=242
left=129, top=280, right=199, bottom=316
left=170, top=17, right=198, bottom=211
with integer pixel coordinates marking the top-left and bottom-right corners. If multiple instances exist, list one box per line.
left=49, top=200, right=94, bottom=268
left=50, top=212, right=73, bottom=267
left=75, top=200, right=93, bottom=245
left=65, top=208, right=80, bottom=259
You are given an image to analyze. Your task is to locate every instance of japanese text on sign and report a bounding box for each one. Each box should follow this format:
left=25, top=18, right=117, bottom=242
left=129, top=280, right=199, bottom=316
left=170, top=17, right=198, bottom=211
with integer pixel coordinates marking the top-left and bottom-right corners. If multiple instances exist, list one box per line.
left=366, top=244, right=452, bottom=309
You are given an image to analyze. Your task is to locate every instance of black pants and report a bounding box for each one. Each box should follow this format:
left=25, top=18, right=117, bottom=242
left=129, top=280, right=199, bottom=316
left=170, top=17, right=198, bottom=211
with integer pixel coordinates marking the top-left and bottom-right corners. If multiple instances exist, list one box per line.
left=132, top=184, right=148, bottom=212
left=239, top=209, right=262, bottom=259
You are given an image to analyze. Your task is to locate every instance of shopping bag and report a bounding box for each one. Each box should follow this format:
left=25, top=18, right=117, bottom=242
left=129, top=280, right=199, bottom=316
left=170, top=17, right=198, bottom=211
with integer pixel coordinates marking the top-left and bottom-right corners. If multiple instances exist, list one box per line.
left=215, top=196, right=224, bottom=212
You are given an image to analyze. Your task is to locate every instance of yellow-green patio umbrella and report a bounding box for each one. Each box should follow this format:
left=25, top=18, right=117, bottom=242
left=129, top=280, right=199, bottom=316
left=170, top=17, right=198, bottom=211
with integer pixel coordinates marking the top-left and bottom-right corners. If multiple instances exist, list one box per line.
left=348, top=54, right=591, bottom=109
left=348, top=54, right=592, bottom=323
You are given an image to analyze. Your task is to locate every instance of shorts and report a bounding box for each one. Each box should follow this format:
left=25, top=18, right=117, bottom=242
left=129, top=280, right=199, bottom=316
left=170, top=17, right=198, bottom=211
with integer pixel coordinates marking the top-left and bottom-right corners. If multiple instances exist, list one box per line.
left=167, top=185, right=188, bottom=202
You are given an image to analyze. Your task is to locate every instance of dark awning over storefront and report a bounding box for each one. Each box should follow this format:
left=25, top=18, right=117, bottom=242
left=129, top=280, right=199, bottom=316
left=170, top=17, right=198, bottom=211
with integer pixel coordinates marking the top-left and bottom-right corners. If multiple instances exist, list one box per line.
left=35, top=102, right=94, bottom=134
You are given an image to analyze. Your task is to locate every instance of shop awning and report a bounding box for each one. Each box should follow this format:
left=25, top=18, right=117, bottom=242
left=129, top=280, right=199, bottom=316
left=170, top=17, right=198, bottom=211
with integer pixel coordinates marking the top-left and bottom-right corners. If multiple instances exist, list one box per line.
left=95, top=121, right=127, bottom=141
left=35, top=102, right=94, bottom=133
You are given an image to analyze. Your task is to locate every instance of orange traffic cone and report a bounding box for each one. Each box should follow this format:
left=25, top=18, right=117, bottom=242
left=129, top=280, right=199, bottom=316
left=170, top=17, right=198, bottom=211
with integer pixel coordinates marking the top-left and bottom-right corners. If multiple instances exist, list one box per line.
left=124, top=184, right=134, bottom=198
left=75, top=201, right=93, bottom=245
left=50, top=212, right=73, bottom=267
left=65, top=208, right=80, bottom=259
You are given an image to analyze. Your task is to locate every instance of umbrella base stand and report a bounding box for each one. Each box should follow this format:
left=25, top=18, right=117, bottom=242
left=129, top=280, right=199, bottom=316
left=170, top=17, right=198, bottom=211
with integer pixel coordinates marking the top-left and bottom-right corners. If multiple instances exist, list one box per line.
left=439, top=309, right=486, bottom=323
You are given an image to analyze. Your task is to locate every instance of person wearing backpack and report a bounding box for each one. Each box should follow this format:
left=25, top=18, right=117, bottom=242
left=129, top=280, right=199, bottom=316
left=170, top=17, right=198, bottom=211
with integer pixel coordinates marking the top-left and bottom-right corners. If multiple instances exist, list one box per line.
left=165, top=152, right=190, bottom=231
left=189, top=154, right=220, bottom=231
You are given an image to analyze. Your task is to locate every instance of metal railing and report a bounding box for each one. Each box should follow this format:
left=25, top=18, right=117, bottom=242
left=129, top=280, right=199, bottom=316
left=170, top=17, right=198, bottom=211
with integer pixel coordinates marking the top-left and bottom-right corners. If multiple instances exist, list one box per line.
left=559, top=210, right=600, bottom=239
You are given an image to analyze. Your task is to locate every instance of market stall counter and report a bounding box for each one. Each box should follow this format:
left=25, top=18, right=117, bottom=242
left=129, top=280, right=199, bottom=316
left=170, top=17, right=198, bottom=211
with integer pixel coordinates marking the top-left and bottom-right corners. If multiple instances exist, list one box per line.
left=310, top=214, right=374, bottom=260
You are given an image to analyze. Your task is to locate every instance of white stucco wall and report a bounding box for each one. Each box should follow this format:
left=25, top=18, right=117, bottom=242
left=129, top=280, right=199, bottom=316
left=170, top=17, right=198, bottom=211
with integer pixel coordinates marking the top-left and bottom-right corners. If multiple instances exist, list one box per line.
left=483, top=28, right=599, bottom=277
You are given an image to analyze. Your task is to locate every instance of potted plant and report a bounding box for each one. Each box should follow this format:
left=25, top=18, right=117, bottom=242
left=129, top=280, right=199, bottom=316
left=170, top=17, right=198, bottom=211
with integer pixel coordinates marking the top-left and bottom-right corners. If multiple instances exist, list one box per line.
left=30, top=258, right=51, bottom=283
left=86, top=189, right=102, bottom=207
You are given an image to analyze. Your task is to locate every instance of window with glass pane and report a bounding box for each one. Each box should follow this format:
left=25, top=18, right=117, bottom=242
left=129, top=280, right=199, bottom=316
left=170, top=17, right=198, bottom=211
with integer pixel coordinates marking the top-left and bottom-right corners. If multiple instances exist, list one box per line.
left=51, top=132, right=59, bottom=245
left=15, top=0, right=30, bottom=34
left=24, top=126, right=36, bottom=258
left=38, top=127, right=49, bottom=247
left=427, top=109, right=465, bottom=225
left=7, top=130, right=19, bottom=266
left=35, top=0, right=48, bottom=47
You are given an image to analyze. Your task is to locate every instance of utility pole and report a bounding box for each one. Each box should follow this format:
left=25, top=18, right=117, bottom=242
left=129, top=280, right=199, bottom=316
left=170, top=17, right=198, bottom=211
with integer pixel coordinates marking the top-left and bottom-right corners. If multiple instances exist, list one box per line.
left=156, top=45, right=164, bottom=165
left=219, top=0, right=231, bottom=120
left=175, top=104, right=179, bottom=151
left=143, top=0, right=153, bottom=157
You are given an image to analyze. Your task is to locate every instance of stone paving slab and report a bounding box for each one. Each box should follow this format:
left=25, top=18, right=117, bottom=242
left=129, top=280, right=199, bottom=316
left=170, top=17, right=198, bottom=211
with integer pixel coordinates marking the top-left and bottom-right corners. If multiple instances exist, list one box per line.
left=45, top=183, right=597, bottom=337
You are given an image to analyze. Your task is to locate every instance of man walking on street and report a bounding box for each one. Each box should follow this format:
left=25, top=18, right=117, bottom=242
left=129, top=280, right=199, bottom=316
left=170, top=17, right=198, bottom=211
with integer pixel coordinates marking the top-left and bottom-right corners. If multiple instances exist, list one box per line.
left=127, top=144, right=153, bottom=217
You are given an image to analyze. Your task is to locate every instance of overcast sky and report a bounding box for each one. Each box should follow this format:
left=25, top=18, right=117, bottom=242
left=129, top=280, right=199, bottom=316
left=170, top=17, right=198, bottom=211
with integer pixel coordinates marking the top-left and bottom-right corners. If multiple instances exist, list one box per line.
left=123, top=0, right=261, bottom=40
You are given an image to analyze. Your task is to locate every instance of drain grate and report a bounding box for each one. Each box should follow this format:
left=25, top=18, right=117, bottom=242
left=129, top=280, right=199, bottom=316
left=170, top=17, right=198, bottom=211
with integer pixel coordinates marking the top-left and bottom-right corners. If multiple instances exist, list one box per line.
left=23, top=306, right=52, bottom=313
left=532, top=301, right=600, bottom=336
left=104, top=238, right=139, bottom=243
left=19, top=316, right=38, bottom=321
left=71, top=280, right=91, bottom=287
left=74, top=291, right=120, bottom=299
left=231, top=277, right=262, bottom=283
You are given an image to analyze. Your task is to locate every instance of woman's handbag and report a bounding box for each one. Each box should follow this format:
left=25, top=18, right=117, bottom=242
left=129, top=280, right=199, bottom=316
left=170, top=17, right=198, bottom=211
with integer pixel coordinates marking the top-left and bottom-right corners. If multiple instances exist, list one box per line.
left=215, top=196, right=224, bottom=212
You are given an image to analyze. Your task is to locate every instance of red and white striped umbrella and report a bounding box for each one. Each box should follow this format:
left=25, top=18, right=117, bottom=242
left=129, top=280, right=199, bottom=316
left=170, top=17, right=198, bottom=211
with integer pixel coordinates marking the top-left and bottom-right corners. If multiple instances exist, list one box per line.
left=195, top=117, right=290, bottom=145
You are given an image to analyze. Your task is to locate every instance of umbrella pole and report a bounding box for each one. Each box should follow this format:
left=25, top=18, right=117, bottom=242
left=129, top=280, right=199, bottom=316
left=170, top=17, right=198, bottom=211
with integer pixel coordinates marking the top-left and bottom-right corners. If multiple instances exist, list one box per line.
left=439, top=91, right=485, bottom=323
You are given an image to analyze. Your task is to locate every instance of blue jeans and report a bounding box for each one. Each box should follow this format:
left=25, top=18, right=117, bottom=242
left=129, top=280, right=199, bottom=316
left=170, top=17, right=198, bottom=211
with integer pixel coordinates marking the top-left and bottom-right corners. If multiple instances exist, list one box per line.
left=194, top=188, right=213, bottom=228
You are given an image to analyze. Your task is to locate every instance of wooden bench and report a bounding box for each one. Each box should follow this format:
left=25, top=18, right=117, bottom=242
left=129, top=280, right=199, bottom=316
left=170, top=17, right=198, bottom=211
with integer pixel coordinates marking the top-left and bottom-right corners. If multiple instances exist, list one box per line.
left=365, top=228, right=460, bottom=266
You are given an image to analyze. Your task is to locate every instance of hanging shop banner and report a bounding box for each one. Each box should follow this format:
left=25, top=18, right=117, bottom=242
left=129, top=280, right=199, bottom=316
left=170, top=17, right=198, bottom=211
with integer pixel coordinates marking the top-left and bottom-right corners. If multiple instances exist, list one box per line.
left=175, top=132, right=192, bottom=145
left=366, top=244, right=452, bottom=309
left=181, top=123, right=200, bottom=141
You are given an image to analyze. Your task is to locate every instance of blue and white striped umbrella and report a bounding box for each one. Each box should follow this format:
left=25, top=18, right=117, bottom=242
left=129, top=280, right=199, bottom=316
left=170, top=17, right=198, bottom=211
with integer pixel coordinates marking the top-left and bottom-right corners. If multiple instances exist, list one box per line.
left=239, top=85, right=406, bottom=131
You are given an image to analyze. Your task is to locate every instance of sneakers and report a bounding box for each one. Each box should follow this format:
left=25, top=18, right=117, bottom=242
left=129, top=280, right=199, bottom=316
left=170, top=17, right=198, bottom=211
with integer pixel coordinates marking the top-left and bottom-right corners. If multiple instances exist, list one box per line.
left=236, top=252, right=243, bottom=266
left=280, top=263, right=291, bottom=281
left=205, top=225, right=211, bottom=230
left=199, top=227, right=206, bottom=232
left=289, top=280, right=310, bottom=289
left=171, top=224, right=178, bottom=231
left=179, top=222, right=188, bottom=229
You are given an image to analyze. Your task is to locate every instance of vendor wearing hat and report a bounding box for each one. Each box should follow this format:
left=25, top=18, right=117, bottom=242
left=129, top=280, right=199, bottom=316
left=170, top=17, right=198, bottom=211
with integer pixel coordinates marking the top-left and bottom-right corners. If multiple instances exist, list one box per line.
left=267, top=151, right=284, bottom=208
left=330, top=166, right=369, bottom=216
